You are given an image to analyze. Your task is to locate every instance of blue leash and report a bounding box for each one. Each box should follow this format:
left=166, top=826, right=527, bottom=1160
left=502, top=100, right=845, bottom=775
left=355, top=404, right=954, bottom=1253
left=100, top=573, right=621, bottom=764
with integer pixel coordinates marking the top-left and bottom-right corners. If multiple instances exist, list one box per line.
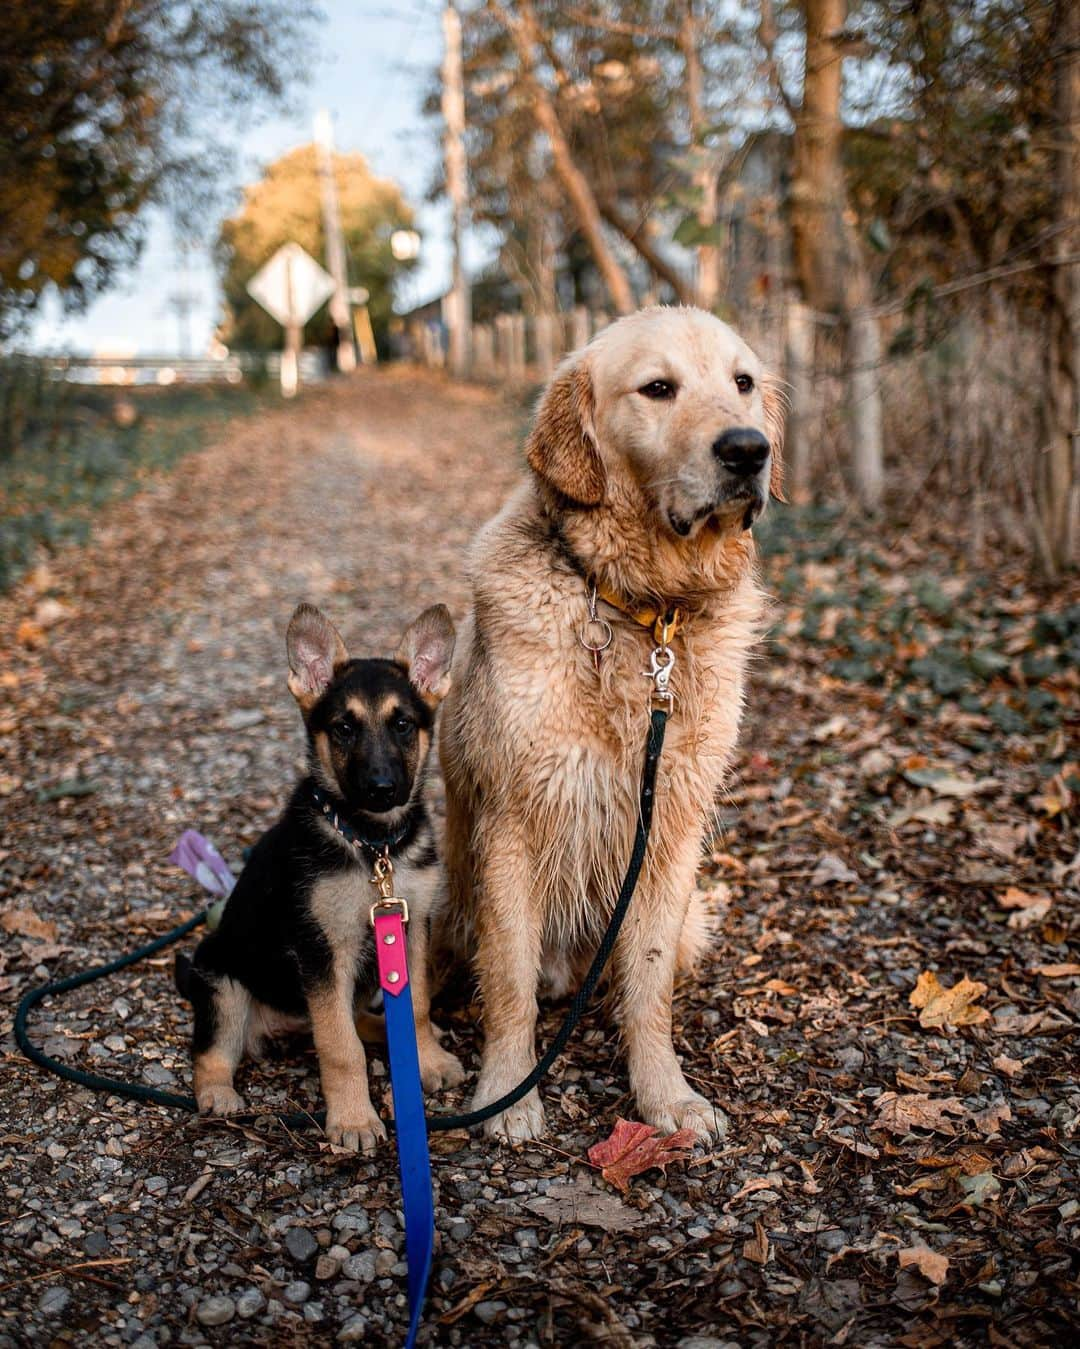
left=370, top=875, right=433, bottom=1349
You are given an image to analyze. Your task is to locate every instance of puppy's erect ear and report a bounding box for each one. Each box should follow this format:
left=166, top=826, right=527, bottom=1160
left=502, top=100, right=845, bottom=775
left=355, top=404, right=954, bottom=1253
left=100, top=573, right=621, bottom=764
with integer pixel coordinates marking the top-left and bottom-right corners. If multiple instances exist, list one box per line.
left=395, top=604, right=455, bottom=705
left=286, top=603, right=348, bottom=711
left=761, top=372, right=787, bottom=503
left=525, top=359, right=605, bottom=506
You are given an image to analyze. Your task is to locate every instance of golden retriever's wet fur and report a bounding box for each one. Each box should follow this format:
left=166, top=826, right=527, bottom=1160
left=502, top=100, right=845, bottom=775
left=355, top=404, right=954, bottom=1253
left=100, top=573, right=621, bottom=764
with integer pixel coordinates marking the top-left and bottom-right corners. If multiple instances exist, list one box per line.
left=438, top=307, right=784, bottom=1143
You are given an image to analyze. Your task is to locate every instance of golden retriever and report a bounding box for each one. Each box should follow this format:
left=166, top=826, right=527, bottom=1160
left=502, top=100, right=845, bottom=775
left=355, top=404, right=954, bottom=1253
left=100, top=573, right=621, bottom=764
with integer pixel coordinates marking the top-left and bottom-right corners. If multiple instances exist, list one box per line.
left=438, top=306, right=784, bottom=1143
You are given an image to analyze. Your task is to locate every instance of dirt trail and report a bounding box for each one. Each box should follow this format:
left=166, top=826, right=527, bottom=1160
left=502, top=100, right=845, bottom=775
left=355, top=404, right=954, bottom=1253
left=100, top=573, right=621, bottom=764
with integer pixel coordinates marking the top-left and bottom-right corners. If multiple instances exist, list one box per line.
left=1, top=368, right=1075, bottom=1347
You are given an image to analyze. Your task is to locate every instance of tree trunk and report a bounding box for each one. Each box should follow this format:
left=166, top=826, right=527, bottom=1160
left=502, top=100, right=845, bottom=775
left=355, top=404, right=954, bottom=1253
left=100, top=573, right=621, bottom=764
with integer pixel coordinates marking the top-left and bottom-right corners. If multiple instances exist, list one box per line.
left=790, top=0, right=883, bottom=510
left=492, top=1, right=635, bottom=316
left=679, top=1, right=722, bottom=310
left=598, top=199, right=695, bottom=304
left=1038, top=0, right=1080, bottom=576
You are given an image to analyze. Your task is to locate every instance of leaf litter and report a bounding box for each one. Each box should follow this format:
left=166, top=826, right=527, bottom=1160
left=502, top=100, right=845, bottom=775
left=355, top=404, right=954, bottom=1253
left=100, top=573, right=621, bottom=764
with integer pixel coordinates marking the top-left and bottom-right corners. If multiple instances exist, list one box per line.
left=0, top=371, right=1077, bottom=1345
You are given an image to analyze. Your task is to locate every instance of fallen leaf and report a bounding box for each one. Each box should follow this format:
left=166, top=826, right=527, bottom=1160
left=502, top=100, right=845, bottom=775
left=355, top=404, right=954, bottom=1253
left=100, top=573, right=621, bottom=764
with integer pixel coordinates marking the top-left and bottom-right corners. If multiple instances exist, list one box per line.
left=888, top=800, right=955, bottom=829
left=969, top=1102, right=1012, bottom=1135
left=999, top=887, right=1053, bottom=929
left=958, top=1172, right=1001, bottom=1208
left=1, top=908, right=58, bottom=942
left=809, top=853, right=859, bottom=886
left=15, top=618, right=46, bottom=649
left=909, top=971, right=990, bottom=1028
left=725, top=1175, right=786, bottom=1209
left=742, top=1220, right=771, bottom=1265
left=523, top=1176, right=645, bottom=1231
left=875, top=1092, right=967, bottom=1136
left=902, top=767, right=999, bottom=799
left=897, top=1244, right=950, bottom=1285
left=1032, top=963, right=1080, bottom=979
left=587, top=1117, right=696, bottom=1194
left=992, top=1054, right=1024, bottom=1078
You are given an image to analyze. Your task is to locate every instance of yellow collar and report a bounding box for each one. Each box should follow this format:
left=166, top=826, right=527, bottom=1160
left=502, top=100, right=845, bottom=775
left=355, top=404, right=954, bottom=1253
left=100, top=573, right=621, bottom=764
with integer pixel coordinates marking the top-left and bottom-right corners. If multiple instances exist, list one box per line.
left=593, top=583, right=689, bottom=646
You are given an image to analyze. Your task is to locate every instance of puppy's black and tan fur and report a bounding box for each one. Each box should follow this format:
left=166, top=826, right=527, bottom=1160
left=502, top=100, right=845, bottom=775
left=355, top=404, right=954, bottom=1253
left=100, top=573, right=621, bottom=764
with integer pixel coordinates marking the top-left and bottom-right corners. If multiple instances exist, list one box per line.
left=178, top=602, right=464, bottom=1153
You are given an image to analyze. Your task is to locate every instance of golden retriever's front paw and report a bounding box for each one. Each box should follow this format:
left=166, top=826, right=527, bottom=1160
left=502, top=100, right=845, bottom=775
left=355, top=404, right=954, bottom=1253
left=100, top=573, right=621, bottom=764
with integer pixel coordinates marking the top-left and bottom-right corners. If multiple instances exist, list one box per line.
left=326, top=1110, right=387, bottom=1155
left=196, top=1083, right=245, bottom=1116
left=474, top=1086, right=546, bottom=1144
left=641, top=1091, right=728, bottom=1145
left=419, top=1042, right=466, bottom=1093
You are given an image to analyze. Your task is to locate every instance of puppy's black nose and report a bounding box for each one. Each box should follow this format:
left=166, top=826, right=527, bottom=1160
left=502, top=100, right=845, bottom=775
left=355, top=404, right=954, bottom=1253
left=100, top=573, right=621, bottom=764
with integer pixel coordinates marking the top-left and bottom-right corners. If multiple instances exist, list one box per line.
left=713, top=427, right=770, bottom=477
left=362, top=778, right=397, bottom=812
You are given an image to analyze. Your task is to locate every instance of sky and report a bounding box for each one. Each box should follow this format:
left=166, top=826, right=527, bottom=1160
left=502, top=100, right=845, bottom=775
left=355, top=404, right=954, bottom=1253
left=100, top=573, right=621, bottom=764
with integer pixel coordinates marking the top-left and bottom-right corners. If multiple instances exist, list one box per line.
left=29, top=2, right=482, bottom=357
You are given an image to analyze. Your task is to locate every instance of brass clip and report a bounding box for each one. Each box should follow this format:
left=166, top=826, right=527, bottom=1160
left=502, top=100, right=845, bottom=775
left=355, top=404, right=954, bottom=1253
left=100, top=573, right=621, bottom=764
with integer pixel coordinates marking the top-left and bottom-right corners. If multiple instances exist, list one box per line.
left=369, top=852, right=409, bottom=926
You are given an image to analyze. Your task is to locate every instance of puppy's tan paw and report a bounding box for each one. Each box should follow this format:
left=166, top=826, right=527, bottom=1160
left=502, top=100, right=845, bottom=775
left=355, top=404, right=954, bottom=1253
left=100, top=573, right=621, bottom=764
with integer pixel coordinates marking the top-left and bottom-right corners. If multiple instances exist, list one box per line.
left=640, top=1091, right=728, bottom=1145
left=326, top=1111, right=387, bottom=1156
left=419, top=1042, right=466, bottom=1093
left=196, top=1084, right=245, bottom=1117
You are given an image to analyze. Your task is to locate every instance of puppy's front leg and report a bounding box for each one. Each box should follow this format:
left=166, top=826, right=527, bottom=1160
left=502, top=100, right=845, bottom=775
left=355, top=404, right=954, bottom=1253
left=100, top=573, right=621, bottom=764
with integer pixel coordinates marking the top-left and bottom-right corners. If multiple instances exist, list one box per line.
left=613, top=837, right=728, bottom=1145
left=470, top=824, right=546, bottom=1142
left=308, top=963, right=387, bottom=1155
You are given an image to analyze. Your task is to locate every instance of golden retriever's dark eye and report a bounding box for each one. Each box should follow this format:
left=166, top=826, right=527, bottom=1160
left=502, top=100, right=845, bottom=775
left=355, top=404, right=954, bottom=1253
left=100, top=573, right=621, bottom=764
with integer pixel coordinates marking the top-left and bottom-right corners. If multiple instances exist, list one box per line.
left=638, top=379, right=676, bottom=401
left=735, top=373, right=754, bottom=394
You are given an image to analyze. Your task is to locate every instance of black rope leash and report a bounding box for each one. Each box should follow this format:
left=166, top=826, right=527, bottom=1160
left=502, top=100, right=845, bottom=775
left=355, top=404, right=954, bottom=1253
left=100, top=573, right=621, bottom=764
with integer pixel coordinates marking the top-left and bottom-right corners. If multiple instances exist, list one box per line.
left=14, top=709, right=668, bottom=1135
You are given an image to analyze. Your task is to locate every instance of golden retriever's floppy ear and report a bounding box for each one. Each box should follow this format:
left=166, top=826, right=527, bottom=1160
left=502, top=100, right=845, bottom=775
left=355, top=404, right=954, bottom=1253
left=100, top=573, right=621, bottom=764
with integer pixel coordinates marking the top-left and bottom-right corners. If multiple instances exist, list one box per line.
left=525, top=359, right=605, bottom=506
left=761, top=372, right=788, bottom=503
left=287, top=603, right=348, bottom=712
left=395, top=603, right=455, bottom=706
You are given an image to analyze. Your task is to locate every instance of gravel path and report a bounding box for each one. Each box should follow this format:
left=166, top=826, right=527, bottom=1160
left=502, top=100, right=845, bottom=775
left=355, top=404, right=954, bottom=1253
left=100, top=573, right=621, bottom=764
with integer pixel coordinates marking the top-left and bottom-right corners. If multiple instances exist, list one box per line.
left=1, top=367, right=1076, bottom=1347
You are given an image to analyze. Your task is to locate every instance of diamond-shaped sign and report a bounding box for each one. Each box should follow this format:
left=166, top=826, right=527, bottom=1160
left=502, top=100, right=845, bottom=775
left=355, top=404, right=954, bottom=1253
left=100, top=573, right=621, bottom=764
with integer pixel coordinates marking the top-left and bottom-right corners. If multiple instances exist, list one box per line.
left=246, top=242, right=335, bottom=329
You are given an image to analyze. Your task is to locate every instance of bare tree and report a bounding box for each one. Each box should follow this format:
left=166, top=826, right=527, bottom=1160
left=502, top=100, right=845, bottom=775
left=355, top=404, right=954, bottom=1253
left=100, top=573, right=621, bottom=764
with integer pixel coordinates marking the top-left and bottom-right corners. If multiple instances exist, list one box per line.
left=679, top=0, right=721, bottom=309
left=1038, top=0, right=1079, bottom=575
left=489, top=0, right=635, bottom=315
left=789, top=0, right=884, bottom=511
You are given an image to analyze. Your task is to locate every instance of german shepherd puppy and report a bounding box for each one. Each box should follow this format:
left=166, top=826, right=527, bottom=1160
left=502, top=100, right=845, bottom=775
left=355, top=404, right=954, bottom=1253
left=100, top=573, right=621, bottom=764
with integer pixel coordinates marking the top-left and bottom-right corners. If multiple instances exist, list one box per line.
left=177, top=602, right=464, bottom=1153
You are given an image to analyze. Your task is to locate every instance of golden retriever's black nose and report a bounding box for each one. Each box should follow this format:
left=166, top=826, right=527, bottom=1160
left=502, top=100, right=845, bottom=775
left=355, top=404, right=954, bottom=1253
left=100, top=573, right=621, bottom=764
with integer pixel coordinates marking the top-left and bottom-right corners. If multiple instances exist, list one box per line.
left=713, top=427, right=770, bottom=476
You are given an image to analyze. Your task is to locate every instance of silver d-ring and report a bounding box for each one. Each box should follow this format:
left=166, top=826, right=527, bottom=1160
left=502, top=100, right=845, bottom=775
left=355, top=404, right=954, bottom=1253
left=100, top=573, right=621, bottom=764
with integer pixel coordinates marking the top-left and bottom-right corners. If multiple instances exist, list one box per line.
left=579, top=617, right=613, bottom=653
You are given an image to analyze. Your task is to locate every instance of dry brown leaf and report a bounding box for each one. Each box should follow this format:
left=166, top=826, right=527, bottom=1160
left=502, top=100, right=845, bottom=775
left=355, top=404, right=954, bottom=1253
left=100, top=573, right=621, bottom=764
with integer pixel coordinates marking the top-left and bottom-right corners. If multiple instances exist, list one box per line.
left=999, top=886, right=1053, bottom=929
left=0, top=908, right=58, bottom=942
left=587, top=1117, right=696, bottom=1194
left=970, top=1102, right=1012, bottom=1135
left=1032, top=962, right=1080, bottom=978
left=15, top=618, right=46, bottom=649
left=742, top=1220, right=771, bottom=1265
left=897, top=1244, right=950, bottom=1285
left=992, top=1054, right=1024, bottom=1078
left=875, top=1092, right=967, bottom=1136
left=909, top=970, right=990, bottom=1028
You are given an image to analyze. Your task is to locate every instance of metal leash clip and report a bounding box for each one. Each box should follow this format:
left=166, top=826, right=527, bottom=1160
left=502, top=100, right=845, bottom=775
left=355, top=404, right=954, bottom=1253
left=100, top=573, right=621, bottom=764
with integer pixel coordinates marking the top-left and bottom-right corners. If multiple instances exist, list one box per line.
left=644, top=644, right=676, bottom=708
left=369, top=852, right=409, bottom=927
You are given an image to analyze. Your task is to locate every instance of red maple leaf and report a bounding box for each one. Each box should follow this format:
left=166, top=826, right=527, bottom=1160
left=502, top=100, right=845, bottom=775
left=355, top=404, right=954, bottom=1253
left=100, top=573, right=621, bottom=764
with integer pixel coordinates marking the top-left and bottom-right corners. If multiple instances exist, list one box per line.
left=587, top=1117, right=697, bottom=1194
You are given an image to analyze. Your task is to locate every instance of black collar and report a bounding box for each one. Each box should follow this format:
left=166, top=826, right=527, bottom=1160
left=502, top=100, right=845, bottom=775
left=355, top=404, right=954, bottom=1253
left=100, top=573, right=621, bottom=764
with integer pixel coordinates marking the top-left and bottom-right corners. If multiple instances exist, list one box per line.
left=308, top=783, right=411, bottom=859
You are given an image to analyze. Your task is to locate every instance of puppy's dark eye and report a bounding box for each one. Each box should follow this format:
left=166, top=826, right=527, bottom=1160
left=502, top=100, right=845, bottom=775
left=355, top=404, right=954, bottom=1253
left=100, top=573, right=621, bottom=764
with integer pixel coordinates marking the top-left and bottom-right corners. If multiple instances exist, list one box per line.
left=734, top=373, right=754, bottom=394
left=391, top=714, right=414, bottom=736
left=638, top=379, right=676, bottom=401
left=331, top=719, right=356, bottom=744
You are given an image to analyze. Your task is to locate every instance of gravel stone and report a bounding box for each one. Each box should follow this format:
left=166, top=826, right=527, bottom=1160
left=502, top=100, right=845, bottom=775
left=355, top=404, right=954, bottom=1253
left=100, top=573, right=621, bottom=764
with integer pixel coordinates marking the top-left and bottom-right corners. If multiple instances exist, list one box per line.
left=341, top=1251, right=376, bottom=1284
left=283, top=1280, right=311, bottom=1305
left=195, top=1296, right=235, bottom=1327
left=38, top=1286, right=70, bottom=1317
left=235, top=1288, right=265, bottom=1319
left=284, top=1227, right=318, bottom=1263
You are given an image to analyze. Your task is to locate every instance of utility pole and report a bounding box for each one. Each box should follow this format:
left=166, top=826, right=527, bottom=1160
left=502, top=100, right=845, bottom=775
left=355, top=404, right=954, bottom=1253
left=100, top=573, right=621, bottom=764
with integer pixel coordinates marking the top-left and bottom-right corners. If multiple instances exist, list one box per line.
left=442, top=1, right=471, bottom=377
left=314, top=108, right=357, bottom=372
